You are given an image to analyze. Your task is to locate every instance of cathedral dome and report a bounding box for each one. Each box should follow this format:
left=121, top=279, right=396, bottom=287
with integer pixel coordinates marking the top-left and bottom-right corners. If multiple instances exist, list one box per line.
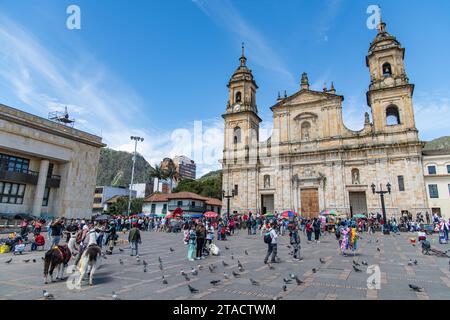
left=368, top=22, right=402, bottom=56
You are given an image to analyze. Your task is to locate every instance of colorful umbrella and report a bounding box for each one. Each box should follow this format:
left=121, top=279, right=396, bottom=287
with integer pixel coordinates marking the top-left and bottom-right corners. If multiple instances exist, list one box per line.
left=281, top=211, right=298, bottom=218
left=320, top=210, right=338, bottom=216
left=204, top=211, right=218, bottom=218
left=264, top=212, right=275, bottom=218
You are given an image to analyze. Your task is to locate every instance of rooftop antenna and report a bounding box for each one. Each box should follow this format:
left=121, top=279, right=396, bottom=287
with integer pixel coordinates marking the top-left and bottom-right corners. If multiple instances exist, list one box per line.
left=48, top=106, right=75, bottom=127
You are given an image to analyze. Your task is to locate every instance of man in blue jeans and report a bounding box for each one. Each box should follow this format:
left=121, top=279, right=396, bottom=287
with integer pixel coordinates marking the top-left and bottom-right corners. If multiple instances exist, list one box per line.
left=128, top=222, right=141, bottom=256
left=264, top=223, right=278, bottom=264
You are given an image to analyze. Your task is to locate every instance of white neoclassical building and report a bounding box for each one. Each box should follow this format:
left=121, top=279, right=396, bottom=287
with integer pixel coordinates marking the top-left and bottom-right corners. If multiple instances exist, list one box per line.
left=0, top=103, right=105, bottom=219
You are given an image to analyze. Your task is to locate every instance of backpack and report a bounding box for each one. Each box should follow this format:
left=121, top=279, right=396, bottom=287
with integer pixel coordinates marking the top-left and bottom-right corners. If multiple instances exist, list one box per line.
left=263, top=232, right=272, bottom=244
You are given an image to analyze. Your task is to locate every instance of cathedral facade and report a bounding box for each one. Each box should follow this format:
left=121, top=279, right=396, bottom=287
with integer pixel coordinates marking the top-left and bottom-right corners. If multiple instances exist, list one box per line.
left=221, top=20, right=429, bottom=219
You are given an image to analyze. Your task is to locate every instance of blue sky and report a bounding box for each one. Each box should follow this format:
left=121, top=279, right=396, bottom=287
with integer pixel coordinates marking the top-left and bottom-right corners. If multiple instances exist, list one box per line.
left=0, top=0, right=449, bottom=177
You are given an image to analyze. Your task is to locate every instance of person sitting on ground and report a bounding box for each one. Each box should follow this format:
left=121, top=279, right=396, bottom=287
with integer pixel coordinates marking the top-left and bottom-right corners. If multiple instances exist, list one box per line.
left=31, top=233, right=45, bottom=251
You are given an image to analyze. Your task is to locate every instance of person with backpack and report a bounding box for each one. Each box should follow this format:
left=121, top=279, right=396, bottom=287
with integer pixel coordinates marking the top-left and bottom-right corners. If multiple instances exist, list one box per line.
left=289, top=225, right=301, bottom=261
left=187, top=225, right=197, bottom=261
left=313, top=218, right=321, bottom=243
left=263, top=223, right=278, bottom=264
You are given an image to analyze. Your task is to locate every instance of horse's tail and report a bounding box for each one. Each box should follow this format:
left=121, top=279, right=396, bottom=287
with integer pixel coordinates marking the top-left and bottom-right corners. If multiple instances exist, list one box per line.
left=87, top=246, right=101, bottom=263
left=43, top=249, right=53, bottom=276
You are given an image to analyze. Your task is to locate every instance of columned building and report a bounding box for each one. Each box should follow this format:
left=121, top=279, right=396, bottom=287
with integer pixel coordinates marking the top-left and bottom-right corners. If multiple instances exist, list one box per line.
left=221, top=20, right=429, bottom=219
left=0, top=103, right=105, bottom=219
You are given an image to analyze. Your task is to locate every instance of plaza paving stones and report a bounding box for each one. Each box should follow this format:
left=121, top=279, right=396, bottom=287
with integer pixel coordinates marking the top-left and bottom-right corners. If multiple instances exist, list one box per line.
left=0, top=230, right=449, bottom=300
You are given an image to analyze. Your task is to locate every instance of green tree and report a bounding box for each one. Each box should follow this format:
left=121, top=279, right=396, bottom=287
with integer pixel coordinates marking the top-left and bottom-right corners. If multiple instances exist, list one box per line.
left=148, top=164, right=168, bottom=192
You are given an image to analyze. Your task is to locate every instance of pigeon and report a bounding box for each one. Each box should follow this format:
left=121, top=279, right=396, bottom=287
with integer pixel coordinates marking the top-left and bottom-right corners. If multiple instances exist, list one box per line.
left=119, top=259, right=124, bottom=265
left=409, top=284, right=423, bottom=292
left=283, top=278, right=292, bottom=284
left=377, top=247, right=381, bottom=252
left=170, top=247, right=175, bottom=252
left=188, top=285, right=199, bottom=294
left=413, top=259, right=418, bottom=265
left=119, top=248, right=124, bottom=252
left=143, top=266, right=147, bottom=273
left=237, top=260, right=244, bottom=271
left=273, top=295, right=282, bottom=300
left=408, top=260, right=414, bottom=266
left=32, top=259, right=36, bottom=263
left=312, top=268, right=317, bottom=273
left=231, top=254, right=234, bottom=260
left=286, top=245, right=291, bottom=249
left=244, top=250, right=249, bottom=255
left=232, top=271, right=241, bottom=277
left=43, top=290, right=54, bottom=300
left=162, top=276, right=168, bottom=284
left=191, top=268, right=198, bottom=276
left=376, top=239, right=379, bottom=243
left=209, top=265, right=215, bottom=273
left=223, top=272, right=230, bottom=279
left=197, top=265, right=204, bottom=270
left=222, top=261, right=229, bottom=267
left=225, top=246, right=229, bottom=250
left=250, top=278, right=260, bottom=286
left=353, top=260, right=360, bottom=266
left=361, top=261, right=368, bottom=266
left=159, top=264, right=164, bottom=271
left=41, top=257, right=44, bottom=260
left=353, top=265, right=362, bottom=272
left=136, top=256, right=140, bottom=264
left=289, top=273, right=296, bottom=279
left=143, top=260, right=148, bottom=267
left=184, top=274, right=190, bottom=281
left=23, top=259, right=30, bottom=263
left=158, top=257, right=162, bottom=263
left=181, top=270, right=186, bottom=276
left=112, top=291, right=120, bottom=300
left=295, top=276, right=304, bottom=285
left=238, top=266, right=244, bottom=272
left=282, top=285, right=287, bottom=291
left=320, top=258, right=326, bottom=264
left=5, top=258, right=12, bottom=264
left=412, top=243, right=416, bottom=247
left=210, top=280, right=221, bottom=286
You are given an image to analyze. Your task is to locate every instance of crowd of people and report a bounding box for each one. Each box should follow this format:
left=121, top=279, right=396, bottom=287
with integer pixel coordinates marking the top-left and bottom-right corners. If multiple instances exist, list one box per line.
left=0, top=210, right=448, bottom=261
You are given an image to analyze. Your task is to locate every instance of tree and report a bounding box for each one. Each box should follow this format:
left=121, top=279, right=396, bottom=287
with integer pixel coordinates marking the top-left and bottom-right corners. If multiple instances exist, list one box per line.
left=165, top=164, right=180, bottom=192
left=148, top=164, right=168, bottom=192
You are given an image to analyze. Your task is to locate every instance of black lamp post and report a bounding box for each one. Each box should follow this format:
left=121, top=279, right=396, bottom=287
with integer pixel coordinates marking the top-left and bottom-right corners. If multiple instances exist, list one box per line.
left=222, top=189, right=235, bottom=221
left=371, top=182, right=391, bottom=235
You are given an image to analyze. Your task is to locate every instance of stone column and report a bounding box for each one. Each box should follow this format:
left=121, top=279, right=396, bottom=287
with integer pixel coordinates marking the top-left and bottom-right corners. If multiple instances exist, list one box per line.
left=32, top=159, right=49, bottom=217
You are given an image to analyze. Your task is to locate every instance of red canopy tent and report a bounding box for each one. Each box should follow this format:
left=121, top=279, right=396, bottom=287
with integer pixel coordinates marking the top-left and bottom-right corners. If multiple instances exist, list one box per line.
left=166, top=207, right=184, bottom=219
left=204, top=211, right=218, bottom=219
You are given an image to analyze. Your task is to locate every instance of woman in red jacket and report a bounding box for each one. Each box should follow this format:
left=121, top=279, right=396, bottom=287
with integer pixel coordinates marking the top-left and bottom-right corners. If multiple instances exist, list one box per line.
left=31, top=234, right=45, bottom=251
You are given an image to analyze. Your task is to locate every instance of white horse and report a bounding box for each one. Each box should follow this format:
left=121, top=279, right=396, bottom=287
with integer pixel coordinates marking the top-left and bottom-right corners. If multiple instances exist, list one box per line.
left=76, top=244, right=102, bottom=287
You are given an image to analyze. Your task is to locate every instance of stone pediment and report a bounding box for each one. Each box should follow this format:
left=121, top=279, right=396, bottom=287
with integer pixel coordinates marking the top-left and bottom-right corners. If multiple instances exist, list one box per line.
left=271, top=89, right=343, bottom=110
left=293, top=112, right=318, bottom=122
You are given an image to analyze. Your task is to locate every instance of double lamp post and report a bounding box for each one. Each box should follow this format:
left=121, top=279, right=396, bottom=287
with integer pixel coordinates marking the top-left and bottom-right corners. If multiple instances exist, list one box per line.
left=371, top=182, right=391, bottom=235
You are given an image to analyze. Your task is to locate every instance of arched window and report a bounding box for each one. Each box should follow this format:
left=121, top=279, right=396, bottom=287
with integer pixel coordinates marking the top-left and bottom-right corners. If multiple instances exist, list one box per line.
left=233, top=127, right=241, bottom=144
left=382, top=62, right=392, bottom=77
left=235, top=91, right=242, bottom=103
left=351, top=168, right=360, bottom=185
left=301, top=121, right=311, bottom=141
left=264, top=175, right=271, bottom=188
left=386, top=105, right=401, bottom=125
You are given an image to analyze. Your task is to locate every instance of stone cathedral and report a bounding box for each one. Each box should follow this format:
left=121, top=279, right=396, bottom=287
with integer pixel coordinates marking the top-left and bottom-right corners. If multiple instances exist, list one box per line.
left=221, top=20, right=429, bottom=219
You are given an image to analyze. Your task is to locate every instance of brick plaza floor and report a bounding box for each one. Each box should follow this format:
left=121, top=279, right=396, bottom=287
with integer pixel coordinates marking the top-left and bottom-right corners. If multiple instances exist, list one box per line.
left=0, top=229, right=449, bottom=300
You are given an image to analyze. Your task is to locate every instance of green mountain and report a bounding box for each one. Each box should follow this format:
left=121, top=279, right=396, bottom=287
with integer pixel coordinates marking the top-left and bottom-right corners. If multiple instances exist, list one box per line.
left=423, top=136, right=450, bottom=151
left=96, top=148, right=152, bottom=187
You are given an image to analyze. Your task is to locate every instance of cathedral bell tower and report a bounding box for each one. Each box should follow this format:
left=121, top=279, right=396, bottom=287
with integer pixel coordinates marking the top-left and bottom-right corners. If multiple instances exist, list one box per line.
left=222, top=44, right=261, bottom=166
left=366, top=18, right=417, bottom=134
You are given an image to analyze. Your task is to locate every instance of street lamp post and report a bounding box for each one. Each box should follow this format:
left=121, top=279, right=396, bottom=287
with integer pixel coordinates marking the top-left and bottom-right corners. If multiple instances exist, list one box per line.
left=371, top=182, right=392, bottom=235
left=128, top=136, right=144, bottom=216
left=222, top=189, right=235, bottom=221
